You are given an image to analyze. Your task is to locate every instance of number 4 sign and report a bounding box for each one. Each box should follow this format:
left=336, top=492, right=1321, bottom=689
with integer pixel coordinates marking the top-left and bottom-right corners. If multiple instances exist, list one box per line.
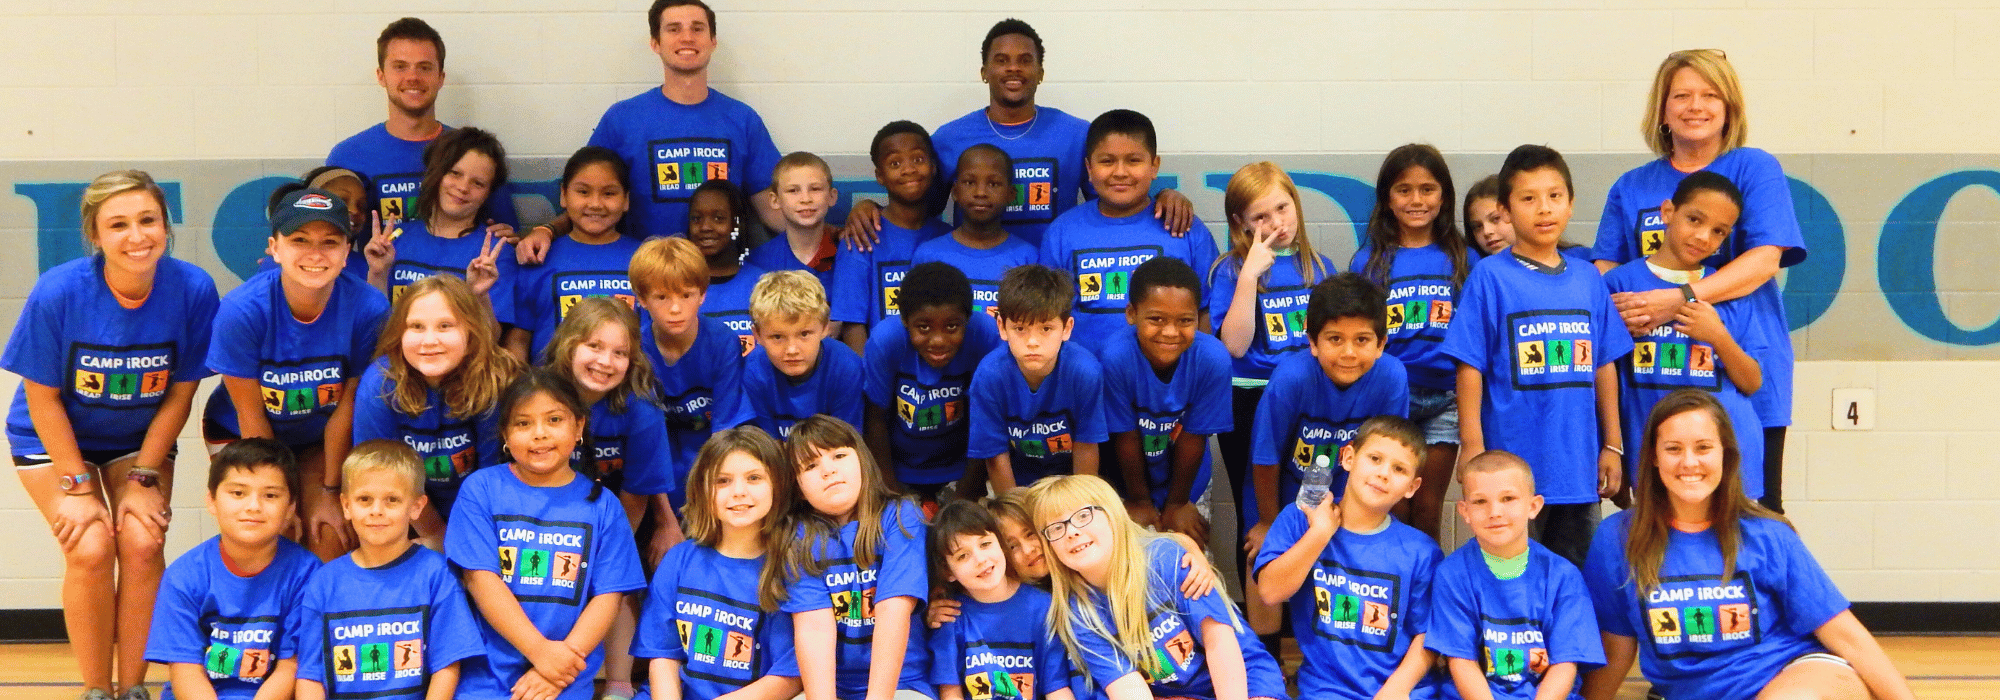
left=1831, top=388, right=1874, bottom=430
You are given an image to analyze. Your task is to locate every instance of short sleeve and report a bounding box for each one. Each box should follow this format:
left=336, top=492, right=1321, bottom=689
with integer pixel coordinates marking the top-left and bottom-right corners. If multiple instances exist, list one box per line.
left=444, top=480, right=500, bottom=573
left=1547, top=560, right=1608, bottom=668
left=175, top=274, right=223, bottom=383
left=1248, top=369, right=1299, bottom=466
left=1101, top=352, right=1140, bottom=433
left=1187, top=220, right=1222, bottom=307
left=829, top=246, right=873, bottom=324
left=876, top=502, right=931, bottom=601
left=708, top=347, right=754, bottom=431
left=1593, top=180, right=1635, bottom=264
left=862, top=322, right=899, bottom=408
left=623, top=400, right=675, bottom=496
left=1582, top=518, right=1637, bottom=638
left=491, top=255, right=520, bottom=327
left=1032, top=613, right=1073, bottom=697
left=1067, top=602, right=1142, bottom=689
left=1422, top=558, right=1480, bottom=661
left=1402, top=544, right=1442, bottom=633
left=1036, top=222, right=1068, bottom=273
left=1437, top=268, right=1496, bottom=372
left=633, top=545, right=690, bottom=660
left=145, top=562, right=209, bottom=664
left=207, top=295, right=266, bottom=378
left=827, top=349, right=868, bottom=430
left=1184, top=343, right=1234, bottom=435
left=1069, top=355, right=1110, bottom=444
left=1203, top=261, right=1240, bottom=334
left=928, top=618, right=965, bottom=688
left=589, top=498, right=647, bottom=596
left=1250, top=504, right=1309, bottom=577
left=1, top=281, right=66, bottom=387
left=292, top=591, right=328, bottom=682
left=1589, top=278, right=1635, bottom=365
left=965, top=361, right=1008, bottom=459
left=741, top=112, right=781, bottom=194
left=586, top=107, right=621, bottom=152
left=350, top=367, right=399, bottom=447
left=486, top=181, right=523, bottom=229
left=426, top=564, right=485, bottom=670
left=780, top=530, right=834, bottom=615
left=1771, top=522, right=1849, bottom=635
left=1735, top=152, right=1807, bottom=267
left=763, top=608, right=800, bottom=677
left=348, top=289, right=390, bottom=369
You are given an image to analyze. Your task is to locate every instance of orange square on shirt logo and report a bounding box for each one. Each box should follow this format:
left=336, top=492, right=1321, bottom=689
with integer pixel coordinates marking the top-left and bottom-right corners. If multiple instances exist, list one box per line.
left=1029, top=182, right=1051, bottom=206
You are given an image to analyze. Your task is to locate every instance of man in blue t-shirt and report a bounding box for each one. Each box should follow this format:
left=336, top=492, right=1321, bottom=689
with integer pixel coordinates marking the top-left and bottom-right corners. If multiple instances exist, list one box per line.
left=519, top=0, right=783, bottom=260
left=326, top=17, right=520, bottom=238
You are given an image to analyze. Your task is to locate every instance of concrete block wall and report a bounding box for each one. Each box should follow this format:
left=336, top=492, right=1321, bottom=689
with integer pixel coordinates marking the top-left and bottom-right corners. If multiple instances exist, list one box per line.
left=2, top=1, right=1997, bottom=606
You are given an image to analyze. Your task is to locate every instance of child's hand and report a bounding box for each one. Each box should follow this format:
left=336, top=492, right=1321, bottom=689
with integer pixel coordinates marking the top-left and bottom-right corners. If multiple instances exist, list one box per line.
left=1159, top=502, right=1208, bottom=546
left=1153, top=189, right=1194, bottom=235
left=1598, top=448, right=1623, bottom=498
left=1243, top=223, right=1279, bottom=279
left=1614, top=288, right=1682, bottom=336
left=466, top=230, right=507, bottom=296
left=1671, top=300, right=1726, bottom=345
left=306, top=489, right=355, bottom=553
left=511, top=668, right=563, bottom=700
left=1241, top=521, right=1270, bottom=558
left=1176, top=547, right=1218, bottom=599
left=363, top=212, right=398, bottom=272
left=516, top=226, right=553, bottom=265
left=1126, top=499, right=1161, bottom=530
left=526, top=638, right=585, bottom=686
left=50, top=488, right=113, bottom=550
left=925, top=598, right=962, bottom=629
left=838, top=199, right=884, bottom=252
left=1300, top=490, right=1338, bottom=534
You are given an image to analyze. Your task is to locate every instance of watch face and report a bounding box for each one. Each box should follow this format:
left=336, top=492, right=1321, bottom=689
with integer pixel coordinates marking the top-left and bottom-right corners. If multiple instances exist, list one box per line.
left=130, top=473, right=158, bottom=488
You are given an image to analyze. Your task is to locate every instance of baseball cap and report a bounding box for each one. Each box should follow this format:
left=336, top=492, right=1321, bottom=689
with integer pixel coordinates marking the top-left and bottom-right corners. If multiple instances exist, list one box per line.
left=270, top=187, right=354, bottom=239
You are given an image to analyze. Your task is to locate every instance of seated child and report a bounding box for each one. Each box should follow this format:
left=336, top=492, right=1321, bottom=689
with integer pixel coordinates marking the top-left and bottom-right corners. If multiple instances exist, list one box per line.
left=1040, top=109, right=1219, bottom=357
left=1253, top=416, right=1445, bottom=700
left=294, top=440, right=483, bottom=700
left=834, top=121, right=955, bottom=353
left=631, top=236, right=755, bottom=507
left=686, top=178, right=766, bottom=355
left=741, top=270, right=866, bottom=439
left=145, top=438, right=322, bottom=700
left=1100, top=257, right=1231, bottom=537
left=1427, top=451, right=1603, bottom=700
left=927, top=501, right=1076, bottom=700
left=966, top=265, right=1108, bottom=493
left=745, top=152, right=842, bottom=294
left=911, top=145, right=1040, bottom=318
left=862, top=262, right=1003, bottom=501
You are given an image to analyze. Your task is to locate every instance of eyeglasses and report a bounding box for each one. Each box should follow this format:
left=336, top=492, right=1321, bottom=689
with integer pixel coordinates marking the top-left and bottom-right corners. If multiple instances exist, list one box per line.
left=1041, top=505, right=1104, bottom=542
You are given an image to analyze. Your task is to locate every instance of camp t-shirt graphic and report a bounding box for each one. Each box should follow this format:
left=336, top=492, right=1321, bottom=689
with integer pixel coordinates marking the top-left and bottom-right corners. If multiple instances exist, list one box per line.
left=1289, top=416, right=1358, bottom=480
left=1309, top=561, right=1401, bottom=654
left=1009, top=158, right=1058, bottom=225
left=258, top=357, right=348, bottom=421
left=323, top=607, right=430, bottom=693
left=70, top=341, right=175, bottom=406
left=1644, top=573, right=1759, bottom=658
left=495, top=515, right=595, bottom=606
left=1631, top=323, right=1722, bottom=392
left=1507, top=310, right=1596, bottom=391
left=958, top=642, right=1038, bottom=700
left=1006, top=410, right=1076, bottom=481
left=1635, top=207, right=1667, bottom=257
left=895, top=372, right=968, bottom=436
left=1477, top=615, right=1553, bottom=683
left=1383, top=273, right=1455, bottom=349
left=650, top=138, right=732, bottom=204
left=1073, top=245, right=1162, bottom=312
left=201, top=613, right=281, bottom=685
left=1259, top=285, right=1313, bottom=348
left=673, top=598, right=762, bottom=679
left=374, top=172, right=422, bottom=222
left=552, top=272, right=637, bottom=320
left=405, top=424, right=478, bottom=484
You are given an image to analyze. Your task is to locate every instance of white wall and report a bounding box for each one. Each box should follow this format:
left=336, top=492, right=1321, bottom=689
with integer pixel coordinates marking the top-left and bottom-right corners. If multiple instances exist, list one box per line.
left=3, top=1, right=1997, bottom=606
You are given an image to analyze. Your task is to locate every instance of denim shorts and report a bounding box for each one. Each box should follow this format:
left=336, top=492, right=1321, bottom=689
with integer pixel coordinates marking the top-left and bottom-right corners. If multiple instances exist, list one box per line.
left=1408, top=385, right=1461, bottom=446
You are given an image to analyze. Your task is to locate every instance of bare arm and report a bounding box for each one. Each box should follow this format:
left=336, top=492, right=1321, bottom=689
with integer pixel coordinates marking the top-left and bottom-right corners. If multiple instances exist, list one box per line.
left=461, top=569, right=585, bottom=686
left=987, top=452, right=1019, bottom=494
left=1110, top=431, right=1156, bottom=526
left=295, top=679, right=325, bottom=700
left=22, top=380, right=90, bottom=475
left=221, top=374, right=276, bottom=439
left=1253, top=496, right=1334, bottom=605
left=1072, top=442, right=1100, bottom=477
left=169, top=663, right=220, bottom=700
left=1594, top=364, right=1621, bottom=497
left=752, top=190, right=785, bottom=232
left=248, top=658, right=297, bottom=700
left=1533, top=662, right=1578, bottom=700
left=504, top=327, right=533, bottom=366
left=650, top=658, right=685, bottom=700
left=423, top=662, right=460, bottom=700
left=1691, top=245, right=1783, bottom=304
left=841, top=323, right=869, bottom=357
left=1369, top=633, right=1433, bottom=700
left=560, top=591, right=627, bottom=663
left=1454, top=363, right=1485, bottom=462
left=1815, top=610, right=1916, bottom=700
left=864, top=405, right=900, bottom=490
left=1200, top=618, right=1250, bottom=700
left=1581, top=633, right=1636, bottom=700
left=714, top=673, right=804, bottom=700
left=136, top=380, right=199, bottom=473
left=1446, top=657, right=1497, bottom=700
left=865, top=596, right=917, bottom=700
left=793, top=609, right=839, bottom=700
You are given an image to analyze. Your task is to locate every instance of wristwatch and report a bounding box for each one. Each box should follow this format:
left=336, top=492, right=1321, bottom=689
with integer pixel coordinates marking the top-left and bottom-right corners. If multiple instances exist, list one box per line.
left=1678, top=283, right=1698, bottom=304
left=59, top=472, right=94, bottom=493
left=128, top=468, right=162, bottom=489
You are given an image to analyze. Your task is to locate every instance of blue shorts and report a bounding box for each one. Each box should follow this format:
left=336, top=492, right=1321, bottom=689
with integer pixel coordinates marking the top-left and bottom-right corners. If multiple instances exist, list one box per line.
left=1408, top=386, right=1460, bottom=446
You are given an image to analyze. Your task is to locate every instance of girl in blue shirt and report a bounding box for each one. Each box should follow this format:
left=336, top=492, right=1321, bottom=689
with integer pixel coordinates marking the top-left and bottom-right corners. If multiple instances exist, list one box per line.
left=1029, top=474, right=1288, bottom=700
left=352, top=274, right=522, bottom=545
left=688, top=179, right=765, bottom=355
left=446, top=369, right=646, bottom=700
left=1579, top=390, right=1913, bottom=700
left=1352, top=144, right=1476, bottom=543
left=635, top=426, right=804, bottom=700
left=781, top=416, right=934, bottom=700
left=5, top=170, right=220, bottom=700
left=501, top=146, right=643, bottom=361
left=927, top=500, right=1077, bottom=700
left=541, top=297, right=684, bottom=700
left=360, top=126, right=511, bottom=300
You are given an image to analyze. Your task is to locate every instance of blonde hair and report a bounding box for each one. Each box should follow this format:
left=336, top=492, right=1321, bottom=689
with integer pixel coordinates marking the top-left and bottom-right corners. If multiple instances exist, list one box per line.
left=373, top=275, right=524, bottom=419
left=1459, top=449, right=1535, bottom=492
left=1642, top=49, right=1749, bottom=158
left=341, top=439, right=425, bottom=498
left=681, top=425, right=799, bottom=611
left=1214, top=161, right=1331, bottom=293
left=629, top=236, right=710, bottom=296
left=1028, top=475, right=1228, bottom=688
left=749, top=269, right=829, bottom=326
left=540, top=297, right=657, bottom=412
left=80, top=170, right=172, bottom=253
left=773, top=151, right=833, bottom=185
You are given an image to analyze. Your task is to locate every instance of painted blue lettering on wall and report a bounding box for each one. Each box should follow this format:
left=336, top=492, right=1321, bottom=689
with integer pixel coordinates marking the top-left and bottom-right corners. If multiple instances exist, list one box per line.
left=212, top=177, right=294, bottom=280
left=1880, top=170, right=2000, bottom=346
left=1782, top=177, right=1845, bottom=331
left=18, top=181, right=185, bottom=273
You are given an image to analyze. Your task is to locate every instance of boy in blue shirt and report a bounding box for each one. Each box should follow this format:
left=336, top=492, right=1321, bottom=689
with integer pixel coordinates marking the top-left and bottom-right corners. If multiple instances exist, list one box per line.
left=863, top=263, right=1002, bottom=503
left=294, top=440, right=482, bottom=700
left=834, top=121, right=955, bottom=354
left=966, top=265, right=1109, bottom=493
left=1253, top=416, right=1445, bottom=700
left=746, top=152, right=844, bottom=299
left=1039, top=109, right=1220, bottom=357
left=1427, top=451, right=1603, bottom=700
left=1440, top=144, right=1633, bottom=569
left=1101, top=257, right=1232, bottom=539
left=632, top=236, right=755, bottom=506
left=912, top=145, right=1041, bottom=318
left=146, top=439, right=322, bottom=700
left=740, top=270, right=866, bottom=439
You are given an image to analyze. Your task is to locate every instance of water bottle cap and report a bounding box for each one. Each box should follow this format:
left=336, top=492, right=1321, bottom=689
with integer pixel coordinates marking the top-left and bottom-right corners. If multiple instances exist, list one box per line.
left=1315, top=454, right=1330, bottom=468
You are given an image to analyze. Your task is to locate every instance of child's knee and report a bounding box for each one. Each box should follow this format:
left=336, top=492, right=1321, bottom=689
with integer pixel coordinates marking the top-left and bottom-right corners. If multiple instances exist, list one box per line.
left=64, top=524, right=118, bottom=572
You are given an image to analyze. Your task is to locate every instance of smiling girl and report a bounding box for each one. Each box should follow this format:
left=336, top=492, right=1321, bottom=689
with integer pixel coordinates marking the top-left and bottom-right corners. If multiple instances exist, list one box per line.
left=502, top=146, right=643, bottom=362
left=362, top=126, right=511, bottom=300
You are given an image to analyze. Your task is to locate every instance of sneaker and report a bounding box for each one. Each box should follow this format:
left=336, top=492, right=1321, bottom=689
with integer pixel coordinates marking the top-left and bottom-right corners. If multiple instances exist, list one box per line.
left=82, top=690, right=113, bottom=700
left=117, top=686, right=151, bottom=700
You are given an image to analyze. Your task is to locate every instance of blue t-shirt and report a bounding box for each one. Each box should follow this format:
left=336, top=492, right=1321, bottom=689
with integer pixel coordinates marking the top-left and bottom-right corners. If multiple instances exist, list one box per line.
left=293, top=546, right=483, bottom=699
left=1602, top=262, right=1767, bottom=499
left=383, top=218, right=492, bottom=303
left=589, top=396, right=676, bottom=497
left=1438, top=253, right=1634, bottom=505
left=966, top=344, right=1110, bottom=485
left=633, top=541, right=800, bottom=700
left=831, top=220, right=952, bottom=327
left=1592, top=149, right=1803, bottom=428
left=1350, top=244, right=1476, bottom=391
left=1583, top=511, right=1848, bottom=700
left=327, top=122, right=522, bottom=231
left=929, top=585, right=1073, bottom=700
left=703, top=265, right=766, bottom=358
left=1252, top=508, right=1443, bottom=700
left=1246, top=353, right=1410, bottom=524
left=743, top=230, right=839, bottom=291
left=204, top=268, right=389, bottom=446
left=1203, top=253, right=1330, bottom=383
left=931, top=106, right=1092, bottom=248
left=445, top=465, right=647, bottom=700
left=500, top=235, right=642, bottom=359
left=1099, top=330, right=1233, bottom=509
left=1070, top=538, right=1288, bottom=700
left=1425, top=541, right=1604, bottom=700
left=910, top=234, right=1041, bottom=318
left=4, top=256, right=219, bottom=455
left=780, top=499, right=935, bottom=700
left=145, top=537, right=321, bottom=700
left=1039, top=203, right=1221, bottom=357
left=586, top=87, right=781, bottom=240
left=641, top=314, right=755, bottom=506
left=351, top=357, right=505, bottom=515
left=740, top=337, right=866, bottom=440
left=862, top=315, right=1003, bottom=486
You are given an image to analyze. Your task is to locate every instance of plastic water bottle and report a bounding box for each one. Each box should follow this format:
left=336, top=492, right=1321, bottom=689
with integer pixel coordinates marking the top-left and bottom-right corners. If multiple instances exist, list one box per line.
left=1297, top=454, right=1333, bottom=509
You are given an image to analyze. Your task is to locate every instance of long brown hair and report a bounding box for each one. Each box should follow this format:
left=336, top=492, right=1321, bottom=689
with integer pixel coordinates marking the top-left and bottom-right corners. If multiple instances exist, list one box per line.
left=1362, top=144, right=1469, bottom=290
left=540, top=297, right=658, bottom=412
left=1625, top=389, right=1789, bottom=596
left=779, top=416, right=910, bottom=587
left=1212, top=161, right=1331, bottom=293
left=681, top=425, right=799, bottom=611
left=373, top=275, right=523, bottom=419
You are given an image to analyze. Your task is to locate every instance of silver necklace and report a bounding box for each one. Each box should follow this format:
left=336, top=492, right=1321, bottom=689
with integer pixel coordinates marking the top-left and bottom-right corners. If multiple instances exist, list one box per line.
left=987, top=106, right=1038, bottom=141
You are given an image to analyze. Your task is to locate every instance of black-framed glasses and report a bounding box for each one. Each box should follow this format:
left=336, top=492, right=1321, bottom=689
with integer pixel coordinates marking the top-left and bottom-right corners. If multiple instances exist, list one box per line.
left=1041, top=505, right=1104, bottom=542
